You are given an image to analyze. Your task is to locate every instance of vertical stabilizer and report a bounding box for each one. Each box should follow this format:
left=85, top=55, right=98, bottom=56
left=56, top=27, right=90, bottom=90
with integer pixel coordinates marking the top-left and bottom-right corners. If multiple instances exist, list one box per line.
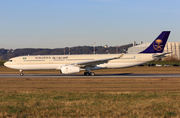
left=139, top=31, right=170, bottom=53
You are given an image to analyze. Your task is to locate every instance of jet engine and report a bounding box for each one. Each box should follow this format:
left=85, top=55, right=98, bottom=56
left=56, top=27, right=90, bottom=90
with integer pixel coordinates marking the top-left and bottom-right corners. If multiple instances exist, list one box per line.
left=60, top=65, right=80, bottom=74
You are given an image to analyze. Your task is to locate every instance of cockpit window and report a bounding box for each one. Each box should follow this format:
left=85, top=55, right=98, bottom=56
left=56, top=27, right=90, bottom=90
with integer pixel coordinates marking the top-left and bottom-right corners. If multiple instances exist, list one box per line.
left=8, top=60, right=12, bottom=62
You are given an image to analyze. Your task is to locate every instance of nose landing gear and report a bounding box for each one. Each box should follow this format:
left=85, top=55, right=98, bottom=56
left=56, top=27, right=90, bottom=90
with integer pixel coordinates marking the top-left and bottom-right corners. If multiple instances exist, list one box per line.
left=20, top=70, right=24, bottom=76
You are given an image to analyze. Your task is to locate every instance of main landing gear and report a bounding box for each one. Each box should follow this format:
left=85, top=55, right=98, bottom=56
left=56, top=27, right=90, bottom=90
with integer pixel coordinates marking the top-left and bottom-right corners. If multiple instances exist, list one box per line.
left=84, top=67, right=95, bottom=76
left=20, top=70, right=24, bottom=76
left=84, top=71, right=95, bottom=76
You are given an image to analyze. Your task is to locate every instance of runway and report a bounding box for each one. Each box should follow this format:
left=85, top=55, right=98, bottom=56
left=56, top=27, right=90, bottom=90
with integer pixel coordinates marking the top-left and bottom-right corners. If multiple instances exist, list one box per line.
left=0, top=73, right=180, bottom=78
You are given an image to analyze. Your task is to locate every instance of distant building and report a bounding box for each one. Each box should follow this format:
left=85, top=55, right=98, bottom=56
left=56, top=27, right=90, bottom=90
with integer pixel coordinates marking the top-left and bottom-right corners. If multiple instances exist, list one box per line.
left=133, top=41, right=136, bottom=46
left=128, top=42, right=180, bottom=59
left=104, top=45, right=108, bottom=48
left=140, top=41, right=143, bottom=45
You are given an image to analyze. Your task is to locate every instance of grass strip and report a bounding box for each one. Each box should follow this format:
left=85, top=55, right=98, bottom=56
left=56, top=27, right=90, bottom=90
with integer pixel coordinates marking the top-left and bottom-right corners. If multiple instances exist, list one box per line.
left=0, top=91, right=180, bottom=117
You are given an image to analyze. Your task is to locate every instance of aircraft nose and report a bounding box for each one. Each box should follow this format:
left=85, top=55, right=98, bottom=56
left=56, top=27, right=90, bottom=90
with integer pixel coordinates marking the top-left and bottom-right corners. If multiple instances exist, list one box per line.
left=4, top=62, right=8, bottom=67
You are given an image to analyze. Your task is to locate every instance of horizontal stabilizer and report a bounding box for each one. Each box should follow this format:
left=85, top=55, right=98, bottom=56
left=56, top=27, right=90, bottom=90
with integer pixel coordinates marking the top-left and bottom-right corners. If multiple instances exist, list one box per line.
left=152, top=52, right=171, bottom=60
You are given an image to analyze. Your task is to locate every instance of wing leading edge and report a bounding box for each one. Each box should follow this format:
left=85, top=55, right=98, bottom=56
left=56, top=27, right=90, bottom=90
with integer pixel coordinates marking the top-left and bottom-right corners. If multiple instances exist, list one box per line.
left=72, top=53, right=124, bottom=67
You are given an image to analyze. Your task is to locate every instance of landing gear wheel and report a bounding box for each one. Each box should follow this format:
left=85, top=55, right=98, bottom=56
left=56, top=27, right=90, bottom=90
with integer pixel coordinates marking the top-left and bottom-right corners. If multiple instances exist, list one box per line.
left=84, top=71, right=95, bottom=76
left=19, top=70, right=24, bottom=76
left=90, top=72, right=95, bottom=76
left=87, top=72, right=91, bottom=76
left=84, top=72, right=88, bottom=76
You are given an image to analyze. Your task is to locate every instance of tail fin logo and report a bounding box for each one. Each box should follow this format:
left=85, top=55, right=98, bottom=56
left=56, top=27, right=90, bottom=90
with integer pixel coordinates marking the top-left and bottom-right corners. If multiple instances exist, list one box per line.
left=153, top=39, right=163, bottom=51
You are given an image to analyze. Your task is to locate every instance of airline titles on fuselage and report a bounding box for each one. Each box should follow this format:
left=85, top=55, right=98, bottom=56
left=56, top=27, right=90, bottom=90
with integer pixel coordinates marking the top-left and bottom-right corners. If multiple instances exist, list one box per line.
left=23, top=56, right=69, bottom=60
left=35, top=56, right=68, bottom=60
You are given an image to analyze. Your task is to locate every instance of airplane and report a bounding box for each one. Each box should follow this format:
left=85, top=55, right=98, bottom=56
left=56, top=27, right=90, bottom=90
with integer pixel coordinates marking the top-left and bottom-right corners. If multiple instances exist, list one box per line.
left=4, top=31, right=170, bottom=76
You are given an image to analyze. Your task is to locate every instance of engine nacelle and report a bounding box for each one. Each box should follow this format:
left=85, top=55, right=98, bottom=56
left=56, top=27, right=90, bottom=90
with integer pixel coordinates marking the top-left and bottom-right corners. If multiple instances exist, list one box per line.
left=60, top=65, right=80, bottom=74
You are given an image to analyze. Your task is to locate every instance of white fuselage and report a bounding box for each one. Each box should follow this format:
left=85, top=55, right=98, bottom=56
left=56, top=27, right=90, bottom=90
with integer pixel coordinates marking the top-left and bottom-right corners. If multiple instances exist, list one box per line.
left=4, top=53, right=155, bottom=71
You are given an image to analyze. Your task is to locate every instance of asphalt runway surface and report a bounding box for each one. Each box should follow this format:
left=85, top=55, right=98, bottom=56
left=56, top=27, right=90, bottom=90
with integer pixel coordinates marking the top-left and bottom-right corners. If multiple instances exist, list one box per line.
left=1, top=73, right=180, bottom=78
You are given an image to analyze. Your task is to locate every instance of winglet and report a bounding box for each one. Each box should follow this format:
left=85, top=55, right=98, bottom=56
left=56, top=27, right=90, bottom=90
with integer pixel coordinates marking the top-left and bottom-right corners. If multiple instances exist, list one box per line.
left=115, top=53, right=124, bottom=59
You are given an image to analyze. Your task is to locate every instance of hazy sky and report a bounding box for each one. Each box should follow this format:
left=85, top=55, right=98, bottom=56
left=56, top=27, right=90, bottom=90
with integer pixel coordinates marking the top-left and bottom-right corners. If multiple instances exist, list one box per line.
left=0, top=0, right=180, bottom=49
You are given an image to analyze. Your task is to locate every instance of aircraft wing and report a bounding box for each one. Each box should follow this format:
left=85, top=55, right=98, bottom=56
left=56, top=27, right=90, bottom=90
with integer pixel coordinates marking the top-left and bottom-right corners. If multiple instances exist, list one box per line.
left=73, top=53, right=124, bottom=67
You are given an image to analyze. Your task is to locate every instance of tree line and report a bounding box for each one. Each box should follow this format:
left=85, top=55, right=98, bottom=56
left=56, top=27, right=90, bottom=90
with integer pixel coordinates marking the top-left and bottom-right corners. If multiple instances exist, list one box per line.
left=0, top=44, right=132, bottom=60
